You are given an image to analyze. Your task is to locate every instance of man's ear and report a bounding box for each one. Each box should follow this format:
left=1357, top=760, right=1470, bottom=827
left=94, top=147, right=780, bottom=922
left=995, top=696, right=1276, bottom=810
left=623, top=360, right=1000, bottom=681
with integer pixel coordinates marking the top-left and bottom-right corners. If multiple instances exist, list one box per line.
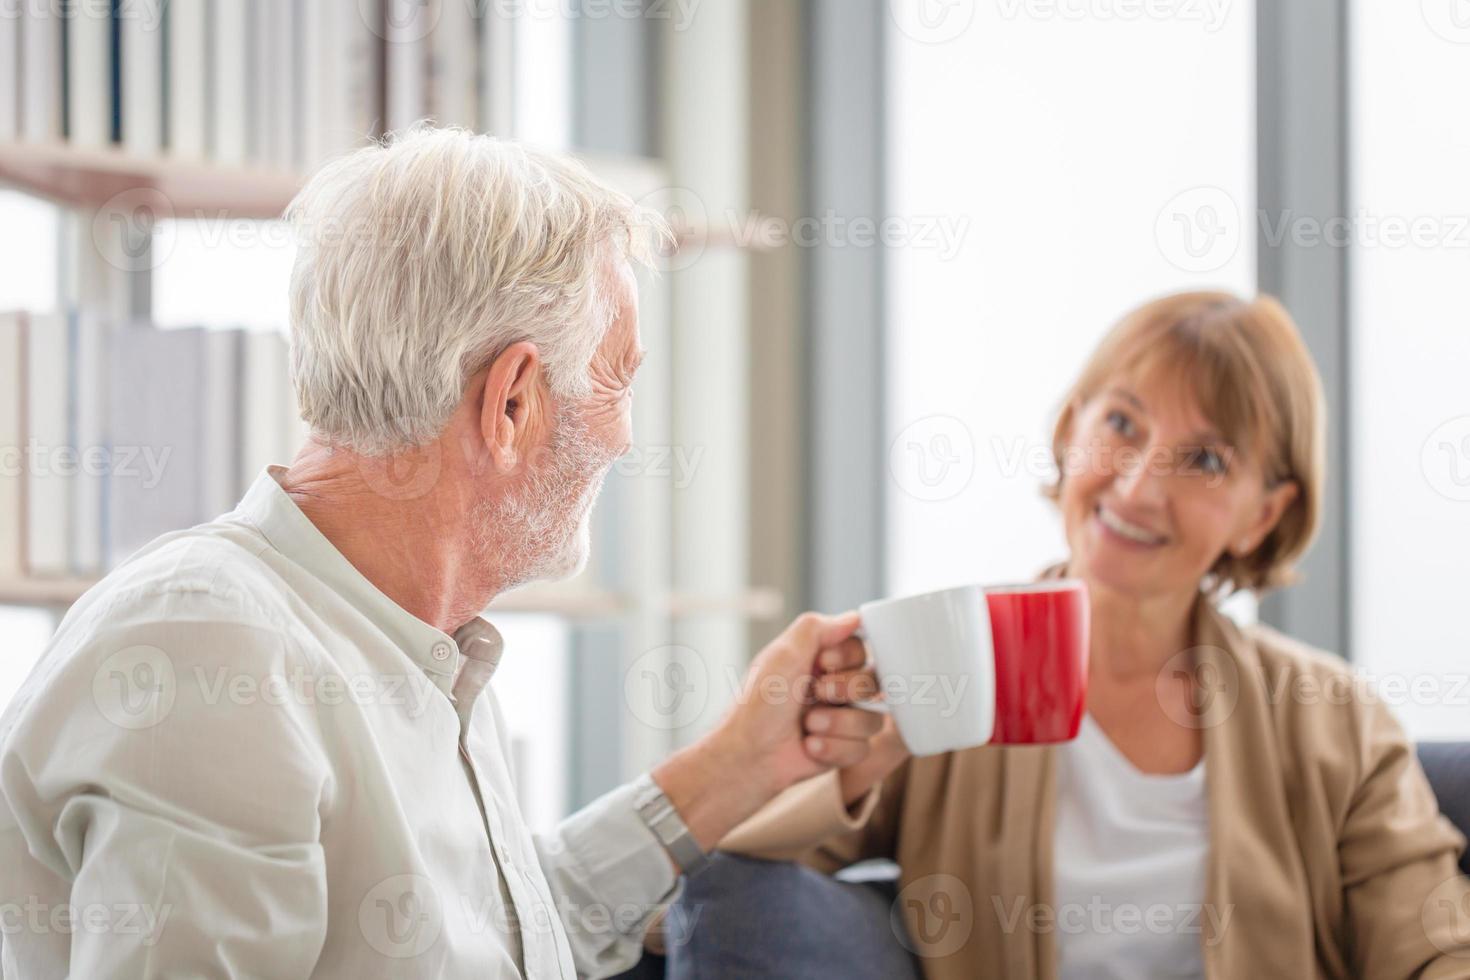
left=480, top=341, right=544, bottom=474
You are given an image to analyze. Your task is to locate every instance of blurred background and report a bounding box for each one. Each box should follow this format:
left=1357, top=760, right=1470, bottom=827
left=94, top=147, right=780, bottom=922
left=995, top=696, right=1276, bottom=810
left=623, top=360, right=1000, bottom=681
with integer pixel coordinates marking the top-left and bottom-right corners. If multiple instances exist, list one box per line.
left=0, top=0, right=1468, bottom=831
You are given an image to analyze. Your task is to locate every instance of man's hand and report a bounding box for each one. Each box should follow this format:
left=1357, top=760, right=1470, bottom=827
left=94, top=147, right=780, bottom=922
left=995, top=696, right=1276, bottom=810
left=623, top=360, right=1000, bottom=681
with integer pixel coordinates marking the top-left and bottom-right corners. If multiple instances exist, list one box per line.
left=648, top=611, right=885, bottom=859
left=717, top=610, right=884, bottom=790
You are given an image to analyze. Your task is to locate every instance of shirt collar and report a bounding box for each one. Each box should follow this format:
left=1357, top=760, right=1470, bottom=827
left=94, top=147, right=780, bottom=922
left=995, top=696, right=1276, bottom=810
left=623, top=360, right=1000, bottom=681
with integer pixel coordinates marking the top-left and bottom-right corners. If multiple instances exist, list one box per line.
left=238, top=466, right=504, bottom=692
left=451, top=618, right=506, bottom=719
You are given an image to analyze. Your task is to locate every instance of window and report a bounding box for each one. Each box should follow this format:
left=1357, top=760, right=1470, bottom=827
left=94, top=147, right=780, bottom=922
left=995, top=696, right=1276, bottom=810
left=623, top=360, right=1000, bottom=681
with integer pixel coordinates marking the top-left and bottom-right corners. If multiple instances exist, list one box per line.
left=885, top=5, right=1257, bottom=599
left=1349, top=0, right=1470, bottom=738
left=152, top=218, right=295, bottom=332
left=0, top=191, right=59, bottom=312
left=0, top=605, right=54, bottom=712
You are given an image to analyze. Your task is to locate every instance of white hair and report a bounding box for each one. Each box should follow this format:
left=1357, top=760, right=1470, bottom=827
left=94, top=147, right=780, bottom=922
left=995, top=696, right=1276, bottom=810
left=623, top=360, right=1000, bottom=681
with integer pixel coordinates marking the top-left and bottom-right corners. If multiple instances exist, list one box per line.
left=286, top=125, right=663, bottom=455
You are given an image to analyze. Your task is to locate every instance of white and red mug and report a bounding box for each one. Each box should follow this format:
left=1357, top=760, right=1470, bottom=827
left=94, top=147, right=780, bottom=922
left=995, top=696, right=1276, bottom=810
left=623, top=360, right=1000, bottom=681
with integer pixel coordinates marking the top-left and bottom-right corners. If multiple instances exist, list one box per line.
left=856, top=580, right=1090, bottom=756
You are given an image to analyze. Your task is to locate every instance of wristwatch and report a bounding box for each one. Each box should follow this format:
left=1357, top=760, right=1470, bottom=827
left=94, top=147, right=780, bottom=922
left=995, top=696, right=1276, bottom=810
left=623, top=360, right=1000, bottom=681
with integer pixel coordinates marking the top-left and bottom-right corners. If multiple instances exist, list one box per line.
left=631, top=773, right=711, bottom=877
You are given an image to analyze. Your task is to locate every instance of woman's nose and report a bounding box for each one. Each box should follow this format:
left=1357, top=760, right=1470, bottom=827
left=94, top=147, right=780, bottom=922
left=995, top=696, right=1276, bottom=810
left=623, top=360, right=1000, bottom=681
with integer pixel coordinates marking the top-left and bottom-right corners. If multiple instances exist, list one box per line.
left=1111, top=444, right=1171, bottom=505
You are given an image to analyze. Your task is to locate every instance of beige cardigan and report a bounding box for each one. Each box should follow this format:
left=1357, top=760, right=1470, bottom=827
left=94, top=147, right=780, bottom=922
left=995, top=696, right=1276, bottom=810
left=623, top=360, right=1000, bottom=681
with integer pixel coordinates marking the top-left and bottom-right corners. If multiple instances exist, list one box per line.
left=721, top=595, right=1470, bottom=979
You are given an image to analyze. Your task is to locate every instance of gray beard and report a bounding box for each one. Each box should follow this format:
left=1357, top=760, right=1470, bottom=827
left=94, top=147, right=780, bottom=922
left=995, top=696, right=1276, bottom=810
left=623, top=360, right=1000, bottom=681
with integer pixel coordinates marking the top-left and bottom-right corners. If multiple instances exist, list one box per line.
left=474, top=408, right=616, bottom=593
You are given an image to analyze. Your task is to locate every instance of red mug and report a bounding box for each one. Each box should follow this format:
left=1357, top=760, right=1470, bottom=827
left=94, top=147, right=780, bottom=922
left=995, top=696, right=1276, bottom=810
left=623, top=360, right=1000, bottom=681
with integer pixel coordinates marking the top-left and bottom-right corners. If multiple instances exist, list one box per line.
left=857, top=580, right=1089, bottom=755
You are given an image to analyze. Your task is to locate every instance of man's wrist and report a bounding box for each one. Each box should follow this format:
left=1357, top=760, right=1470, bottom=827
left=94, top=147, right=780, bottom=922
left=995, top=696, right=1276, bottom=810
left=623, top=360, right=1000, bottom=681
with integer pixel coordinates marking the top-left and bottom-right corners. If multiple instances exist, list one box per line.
left=631, top=772, right=711, bottom=876
left=649, top=728, right=780, bottom=854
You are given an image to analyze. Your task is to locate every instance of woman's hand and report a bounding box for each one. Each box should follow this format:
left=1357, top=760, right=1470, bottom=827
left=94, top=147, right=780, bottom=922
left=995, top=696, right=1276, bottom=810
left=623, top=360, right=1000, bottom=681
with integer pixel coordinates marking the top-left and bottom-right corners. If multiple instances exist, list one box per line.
left=838, top=711, right=911, bottom=807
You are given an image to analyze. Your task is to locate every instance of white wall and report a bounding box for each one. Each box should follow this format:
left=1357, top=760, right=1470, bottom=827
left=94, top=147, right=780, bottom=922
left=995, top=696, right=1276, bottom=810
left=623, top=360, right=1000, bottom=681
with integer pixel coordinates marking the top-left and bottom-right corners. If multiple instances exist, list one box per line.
left=885, top=3, right=1258, bottom=597
left=1350, top=0, right=1470, bottom=739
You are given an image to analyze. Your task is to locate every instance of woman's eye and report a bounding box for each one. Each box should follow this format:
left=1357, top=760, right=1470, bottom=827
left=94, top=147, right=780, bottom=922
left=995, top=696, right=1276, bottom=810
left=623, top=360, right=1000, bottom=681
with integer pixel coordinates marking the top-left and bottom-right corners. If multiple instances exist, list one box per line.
left=1185, top=447, right=1228, bottom=476
left=1105, top=410, right=1135, bottom=437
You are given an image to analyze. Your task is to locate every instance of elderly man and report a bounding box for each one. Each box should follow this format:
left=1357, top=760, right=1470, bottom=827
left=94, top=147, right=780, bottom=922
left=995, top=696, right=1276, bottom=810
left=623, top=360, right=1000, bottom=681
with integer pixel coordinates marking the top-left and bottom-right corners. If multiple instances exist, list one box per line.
left=0, top=129, right=882, bottom=978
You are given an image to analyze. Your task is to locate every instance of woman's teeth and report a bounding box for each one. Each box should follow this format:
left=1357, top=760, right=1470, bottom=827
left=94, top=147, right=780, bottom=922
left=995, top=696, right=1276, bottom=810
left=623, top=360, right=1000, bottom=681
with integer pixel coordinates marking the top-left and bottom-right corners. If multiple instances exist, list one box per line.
left=1097, top=506, right=1165, bottom=545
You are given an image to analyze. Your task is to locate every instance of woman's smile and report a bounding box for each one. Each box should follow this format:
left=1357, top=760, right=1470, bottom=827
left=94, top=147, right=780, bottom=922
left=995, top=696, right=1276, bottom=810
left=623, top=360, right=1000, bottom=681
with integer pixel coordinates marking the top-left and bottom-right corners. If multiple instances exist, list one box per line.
left=1092, top=502, right=1169, bottom=549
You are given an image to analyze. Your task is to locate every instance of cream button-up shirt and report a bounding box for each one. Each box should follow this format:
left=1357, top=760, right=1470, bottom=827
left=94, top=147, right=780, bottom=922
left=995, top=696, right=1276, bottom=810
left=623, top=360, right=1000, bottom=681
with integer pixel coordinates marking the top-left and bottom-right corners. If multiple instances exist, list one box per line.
left=0, top=467, right=678, bottom=979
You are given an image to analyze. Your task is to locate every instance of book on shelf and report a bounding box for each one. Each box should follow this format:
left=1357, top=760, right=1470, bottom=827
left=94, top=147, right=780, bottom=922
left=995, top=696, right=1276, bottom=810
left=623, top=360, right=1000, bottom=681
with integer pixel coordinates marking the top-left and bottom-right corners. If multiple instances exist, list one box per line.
left=20, top=3, right=63, bottom=143
left=429, top=0, right=479, bottom=130
left=66, top=0, right=115, bottom=148
left=166, top=0, right=211, bottom=159
left=200, top=328, right=244, bottom=518
left=1, top=313, right=308, bottom=578
left=479, top=0, right=516, bottom=136
left=272, top=0, right=301, bottom=171
left=211, top=0, right=250, bottom=165
left=24, top=312, right=70, bottom=577
left=70, top=312, right=110, bottom=576
left=121, top=0, right=165, bottom=156
left=0, top=13, right=18, bottom=141
left=248, top=0, right=298, bottom=170
left=302, top=0, right=384, bottom=168
left=240, top=327, right=295, bottom=484
left=6, top=0, right=525, bottom=174
left=105, top=322, right=207, bottom=568
left=385, top=0, right=430, bottom=133
left=248, top=0, right=272, bottom=166
left=0, top=313, right=23, bottom=577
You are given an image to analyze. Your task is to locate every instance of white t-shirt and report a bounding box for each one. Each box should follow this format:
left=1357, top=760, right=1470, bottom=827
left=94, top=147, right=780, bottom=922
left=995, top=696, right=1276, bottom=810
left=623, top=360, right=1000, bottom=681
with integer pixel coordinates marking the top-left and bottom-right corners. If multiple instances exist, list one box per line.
left=1053, top=712, right=1209, bottom=979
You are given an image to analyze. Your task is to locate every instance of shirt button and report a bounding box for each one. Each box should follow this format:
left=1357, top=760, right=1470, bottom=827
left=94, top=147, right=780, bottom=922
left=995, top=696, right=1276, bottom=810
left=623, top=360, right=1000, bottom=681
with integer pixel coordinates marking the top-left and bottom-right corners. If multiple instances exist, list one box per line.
left=431, top=641, right=453, bottom=662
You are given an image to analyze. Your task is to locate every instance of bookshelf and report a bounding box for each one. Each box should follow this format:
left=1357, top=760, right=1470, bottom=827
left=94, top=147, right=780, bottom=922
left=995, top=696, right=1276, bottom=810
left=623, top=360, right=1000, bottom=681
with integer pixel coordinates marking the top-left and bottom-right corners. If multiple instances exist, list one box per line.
left=0, top=576, right=784, bottom=621
left=0, top=577, right=100, bottom=606
left=0, top=146, right=777, bottom=623
left=1, top=0, right=782, bottom=805
left=0, top=143, right=768, bottom=245
left=0, top=143, right=301, bottom=219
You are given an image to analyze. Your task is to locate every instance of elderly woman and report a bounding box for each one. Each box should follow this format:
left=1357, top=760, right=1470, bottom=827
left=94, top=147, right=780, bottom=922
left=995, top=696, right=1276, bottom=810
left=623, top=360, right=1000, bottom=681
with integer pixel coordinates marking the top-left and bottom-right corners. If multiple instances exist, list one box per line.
left=720, top=292, right=1470, bottom=978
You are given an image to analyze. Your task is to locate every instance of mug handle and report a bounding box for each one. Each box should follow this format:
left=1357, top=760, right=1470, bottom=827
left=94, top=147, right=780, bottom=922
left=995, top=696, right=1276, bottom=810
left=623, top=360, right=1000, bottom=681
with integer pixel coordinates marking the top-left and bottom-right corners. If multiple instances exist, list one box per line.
left=845, top=625, right=889, bottom=713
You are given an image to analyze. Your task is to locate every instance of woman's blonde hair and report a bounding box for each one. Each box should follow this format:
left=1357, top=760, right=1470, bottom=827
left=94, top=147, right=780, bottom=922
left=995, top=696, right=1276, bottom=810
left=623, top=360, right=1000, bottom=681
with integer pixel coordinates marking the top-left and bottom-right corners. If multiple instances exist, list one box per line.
left=1047, top=291, right=1326, bottom=594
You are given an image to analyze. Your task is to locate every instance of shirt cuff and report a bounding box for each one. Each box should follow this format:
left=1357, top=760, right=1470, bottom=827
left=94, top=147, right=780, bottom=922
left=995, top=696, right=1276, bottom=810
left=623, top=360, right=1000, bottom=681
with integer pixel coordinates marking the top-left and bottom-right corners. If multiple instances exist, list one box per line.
left=556, top=779, right=683, bottom=939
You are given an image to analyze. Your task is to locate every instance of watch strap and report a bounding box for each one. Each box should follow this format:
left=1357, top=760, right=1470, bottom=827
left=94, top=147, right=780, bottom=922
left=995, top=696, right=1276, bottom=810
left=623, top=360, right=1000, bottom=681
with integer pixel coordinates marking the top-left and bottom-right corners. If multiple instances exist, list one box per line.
left=631, top=773, right=711, bottom=877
